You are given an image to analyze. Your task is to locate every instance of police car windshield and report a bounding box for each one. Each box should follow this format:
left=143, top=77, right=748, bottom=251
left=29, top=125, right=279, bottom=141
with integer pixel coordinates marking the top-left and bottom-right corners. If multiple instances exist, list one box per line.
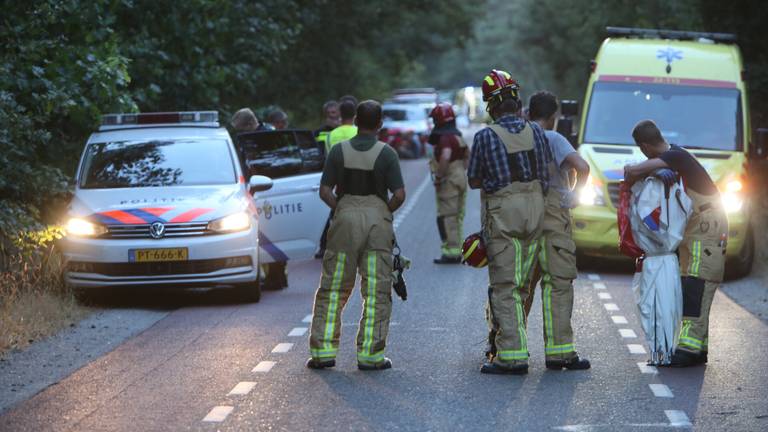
left=584, top=82, right=742, bottom=151
left=383, top=107, right=427, bottom=122
left=80, top=139, right=236, bottom=189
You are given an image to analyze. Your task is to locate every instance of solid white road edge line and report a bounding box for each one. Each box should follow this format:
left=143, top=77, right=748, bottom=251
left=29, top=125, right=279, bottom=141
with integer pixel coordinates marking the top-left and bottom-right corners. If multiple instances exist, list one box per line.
left=393, top=174, right=430, bottom=231
left=228, top=382, right=257, bottom=396
left=302, top=314, right=313, bottom=323
left=598, top=292, right=612, bottom=300
left=604, top=303, right=620, bottom=311
left=202, top=406, right=234, bottom=422
left=593, top=282, right=607, bottom=289
left=587, top=274, right=600, bottom=280
left=636, top=362, right=658, bottom=374
left=611, top=315, right=628, bottom=324
left=252, top=361, right=276, bottom=373
left=649, top=383, right=674, bottom=398
left=619, top=329, right=637, bottom=338
left=627, top=344, right=646, bottom=354
left=272, top=343, right=294, bottom=353
left=665, top=410, right=692, bottom=427
left=288, top=327, right=308, bottom=337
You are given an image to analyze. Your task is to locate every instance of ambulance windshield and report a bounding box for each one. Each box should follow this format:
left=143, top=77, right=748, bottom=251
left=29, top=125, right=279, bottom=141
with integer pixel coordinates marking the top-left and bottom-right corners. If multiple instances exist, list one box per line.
left=80, top=139, right=237, bottom=188
left=583, top=82, right=742, bottom=151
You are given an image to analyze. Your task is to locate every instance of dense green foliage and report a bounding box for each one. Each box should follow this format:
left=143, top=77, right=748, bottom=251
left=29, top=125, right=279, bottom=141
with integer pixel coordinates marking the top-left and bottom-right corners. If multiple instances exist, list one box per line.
left=0, top=0, right=473, bottom=250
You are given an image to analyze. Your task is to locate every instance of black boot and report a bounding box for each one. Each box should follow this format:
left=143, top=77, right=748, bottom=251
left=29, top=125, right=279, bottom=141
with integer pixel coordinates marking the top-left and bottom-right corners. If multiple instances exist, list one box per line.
left=480, top=361, right=528, bottom=375
left=669, top=350, right=705, bottom=368
left=433, top=255, right=462, bottom=264
left=546, top=356, right=591, bottom=370
left=358, top=358, right=392, bottom=371
left=306, top=358, right=336, bottom=369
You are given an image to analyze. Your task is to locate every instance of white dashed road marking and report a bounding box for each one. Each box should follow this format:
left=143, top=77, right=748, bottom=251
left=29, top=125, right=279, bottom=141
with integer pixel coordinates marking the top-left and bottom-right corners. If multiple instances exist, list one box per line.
left=288, top=327, right=308, bottom=337
left=627, top=344, right=646, bottom=354
left=611, top=315, right=628, bottom=324
left=604, top=303, right=620, bottom=311
left=593, top=282, right=607, bottom=290
left=649, top=384, right=674, bottom=398
left=302, top=314, right=313, bottom=323
left=619, top=329, right=637, bottom=338
left=665, top=410, right=692, bottom=427
left=598, top=292, right=612, bottom=300
left=637, top=362, right=658, bottom=374
left=252, top=361, right=276, bottom=373
left=272, top=343, right=294, bottom=353
left=587, top=274, right=601, bottom=281
left=393, top=175, right=430, bottom=230
left=228, top=382, right=256, bottom=396
left=202, top=406, right=234, bottom=422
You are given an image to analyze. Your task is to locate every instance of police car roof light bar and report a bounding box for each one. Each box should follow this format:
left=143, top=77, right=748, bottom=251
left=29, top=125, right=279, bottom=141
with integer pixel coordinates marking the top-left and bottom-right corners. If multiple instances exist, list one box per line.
left=606, top=27, right=737, bottom=44
left=100, top=111, right=219, bottom=128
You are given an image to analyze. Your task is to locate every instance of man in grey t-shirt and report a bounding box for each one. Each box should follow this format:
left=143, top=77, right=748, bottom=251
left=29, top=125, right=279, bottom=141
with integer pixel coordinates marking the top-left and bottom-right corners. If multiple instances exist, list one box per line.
left=526, top=91, right=591, bottom=370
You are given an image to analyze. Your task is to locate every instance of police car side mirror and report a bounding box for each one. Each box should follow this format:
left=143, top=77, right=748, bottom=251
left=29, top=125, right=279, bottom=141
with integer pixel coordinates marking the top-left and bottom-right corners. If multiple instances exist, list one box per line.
left=249, top=175, right=273, bottom=194
left=752, top=128, right=768, bottom=159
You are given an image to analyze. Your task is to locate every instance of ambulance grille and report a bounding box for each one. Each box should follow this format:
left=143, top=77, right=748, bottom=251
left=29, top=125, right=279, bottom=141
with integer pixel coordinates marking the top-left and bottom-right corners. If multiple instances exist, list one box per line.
left=104, top=222, right=209, bottom=239
left=607, top=182, right=620, bottom=208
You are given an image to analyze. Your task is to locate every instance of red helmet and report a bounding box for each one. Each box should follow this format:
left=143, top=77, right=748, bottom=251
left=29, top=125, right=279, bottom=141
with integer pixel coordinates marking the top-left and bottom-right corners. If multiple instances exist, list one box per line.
left=429, top=103, right=456, bottom=126
left=462, top=232, right=488, bottom=268
left=481, top=69, right=520, bottom=103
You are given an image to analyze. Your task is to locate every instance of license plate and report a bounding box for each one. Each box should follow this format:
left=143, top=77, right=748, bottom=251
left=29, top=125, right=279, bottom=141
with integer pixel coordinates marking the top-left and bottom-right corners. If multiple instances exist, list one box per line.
left=129, top=248, right=188, bottom=262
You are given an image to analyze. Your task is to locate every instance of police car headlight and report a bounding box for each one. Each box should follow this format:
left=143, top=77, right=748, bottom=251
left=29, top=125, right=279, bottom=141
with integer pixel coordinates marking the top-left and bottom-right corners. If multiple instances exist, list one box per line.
left=208, top=212, right=251, bottom=233
left=66, top=218, right=107, bottom=237
left=721, top=180, right=743, bottom=213
left=578, top=175, right=605, bottom=206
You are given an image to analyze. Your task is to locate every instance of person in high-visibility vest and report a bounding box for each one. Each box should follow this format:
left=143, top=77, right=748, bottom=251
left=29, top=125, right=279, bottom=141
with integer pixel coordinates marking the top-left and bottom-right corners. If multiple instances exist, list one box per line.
left=326, top=99, right=359, bottom=153
left=315, top=100, right=340, bottom=151
left=428, top=103, right=468, bottom=263
left=625, top=119, right=728, bottom=367
left=467, top=70, right=553, bottom=375
left=307, top=100, right=406, bottom=371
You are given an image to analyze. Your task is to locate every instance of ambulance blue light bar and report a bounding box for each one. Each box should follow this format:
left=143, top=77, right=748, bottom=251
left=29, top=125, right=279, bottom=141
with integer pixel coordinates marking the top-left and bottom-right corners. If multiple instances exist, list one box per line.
left=100, top=111, right=219, bottom=129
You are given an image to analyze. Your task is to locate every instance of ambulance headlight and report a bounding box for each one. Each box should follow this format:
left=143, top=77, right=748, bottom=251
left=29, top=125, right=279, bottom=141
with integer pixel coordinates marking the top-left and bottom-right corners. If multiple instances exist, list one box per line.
left=579, top=175, right=605, bottom=206
left=66, top=218, right=107, bottom=237
left=208, top=212, right=251, bottom=233
left=721, top=180, right=743, bottom=213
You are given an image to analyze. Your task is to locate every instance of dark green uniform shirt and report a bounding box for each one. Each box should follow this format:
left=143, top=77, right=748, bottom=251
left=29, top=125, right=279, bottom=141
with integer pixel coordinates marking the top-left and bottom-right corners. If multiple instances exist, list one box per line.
left=321, top=133, right=404, bottom=203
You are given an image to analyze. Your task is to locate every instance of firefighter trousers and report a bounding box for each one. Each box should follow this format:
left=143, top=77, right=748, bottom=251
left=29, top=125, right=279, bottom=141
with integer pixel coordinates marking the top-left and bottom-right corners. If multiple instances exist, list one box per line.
left=677, top=190, right=728, bottom=355
left=309, top=195, right=394, bottom=366
left=484, top=182, right=544, bottom=367
left=435, top=160, right=467, bottom=257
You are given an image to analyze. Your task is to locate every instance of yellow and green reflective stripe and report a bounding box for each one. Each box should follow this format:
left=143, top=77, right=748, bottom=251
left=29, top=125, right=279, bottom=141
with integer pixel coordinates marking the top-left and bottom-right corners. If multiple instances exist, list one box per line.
left=361, top=251, right=377, bottom=356
left=484, top=76, right=495, bottom=86
left=545, top=343, right=575, bottom=355
left=310, top=347, right=338, bottom=359
left=496, top=349, right=528, bottom=360
left=523, top=240, right=538, bottom=281
left=513, top=238, right=522, bottom=286
left=689, top=240, right=701, bottom=277
left=539, top=238, right=555, bottom=348
left=463, top=238, right=480, bottom=260
left=357, top=349, right=386, bottom=364
left=323, top=253, right=346, bottom=351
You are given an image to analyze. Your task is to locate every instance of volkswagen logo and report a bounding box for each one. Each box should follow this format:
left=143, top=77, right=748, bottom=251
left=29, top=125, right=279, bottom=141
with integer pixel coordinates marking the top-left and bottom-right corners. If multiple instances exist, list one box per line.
left=149, top=221, right=166, bottom=239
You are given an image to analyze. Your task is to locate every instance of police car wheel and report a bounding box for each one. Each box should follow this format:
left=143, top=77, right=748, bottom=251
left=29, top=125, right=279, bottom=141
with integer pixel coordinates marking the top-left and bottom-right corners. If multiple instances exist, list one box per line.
left=233, top=279, right=261, bottom=303
left=726, top=223, right=754, bottom=280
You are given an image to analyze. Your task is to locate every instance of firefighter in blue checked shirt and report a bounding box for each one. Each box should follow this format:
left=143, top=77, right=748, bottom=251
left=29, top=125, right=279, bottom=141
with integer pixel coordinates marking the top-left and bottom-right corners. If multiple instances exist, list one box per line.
left=468, top=69, right=555, bottom=375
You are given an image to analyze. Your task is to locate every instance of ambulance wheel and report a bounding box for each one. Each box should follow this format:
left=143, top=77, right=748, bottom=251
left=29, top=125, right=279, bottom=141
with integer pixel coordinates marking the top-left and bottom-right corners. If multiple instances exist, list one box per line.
left=726, top=224, right=754, bottom=280
left=234, top=279, right=261, bottom=303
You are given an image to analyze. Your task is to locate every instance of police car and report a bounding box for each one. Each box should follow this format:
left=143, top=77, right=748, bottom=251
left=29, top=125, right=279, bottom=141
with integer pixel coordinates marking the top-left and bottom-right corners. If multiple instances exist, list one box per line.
left=61, top=111, right=274, bottom=301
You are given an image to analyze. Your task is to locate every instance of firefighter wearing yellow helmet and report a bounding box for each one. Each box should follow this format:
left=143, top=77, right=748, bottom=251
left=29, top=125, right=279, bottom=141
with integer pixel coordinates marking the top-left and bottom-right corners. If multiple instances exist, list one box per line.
left=467, top=69, right=554, bottom=374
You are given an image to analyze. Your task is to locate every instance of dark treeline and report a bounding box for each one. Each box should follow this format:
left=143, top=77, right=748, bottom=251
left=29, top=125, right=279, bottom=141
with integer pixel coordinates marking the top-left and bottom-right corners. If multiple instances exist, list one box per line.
left=0, top=0, right=474, bottom=241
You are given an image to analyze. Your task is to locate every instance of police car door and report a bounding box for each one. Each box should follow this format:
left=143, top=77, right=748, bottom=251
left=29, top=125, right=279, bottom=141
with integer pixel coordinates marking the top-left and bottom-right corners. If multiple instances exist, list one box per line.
left=236, top=130, right=330, bottom=264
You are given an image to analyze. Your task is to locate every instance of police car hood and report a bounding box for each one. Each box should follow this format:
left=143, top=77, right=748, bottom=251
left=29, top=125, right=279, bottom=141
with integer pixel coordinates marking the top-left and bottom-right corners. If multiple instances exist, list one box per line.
left=70, top=184, right=247, bottom=225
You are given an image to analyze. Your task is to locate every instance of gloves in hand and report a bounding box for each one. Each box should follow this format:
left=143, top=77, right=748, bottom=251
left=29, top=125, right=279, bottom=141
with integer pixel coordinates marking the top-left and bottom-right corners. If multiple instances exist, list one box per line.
left=652, top=168, right=677, bottom=187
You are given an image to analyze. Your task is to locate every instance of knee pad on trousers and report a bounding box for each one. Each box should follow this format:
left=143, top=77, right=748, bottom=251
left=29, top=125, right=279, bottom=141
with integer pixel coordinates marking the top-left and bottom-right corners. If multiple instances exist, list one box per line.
left=682, top=276, right=705, bottom=317
left=436, top=216, right=447, bottom=241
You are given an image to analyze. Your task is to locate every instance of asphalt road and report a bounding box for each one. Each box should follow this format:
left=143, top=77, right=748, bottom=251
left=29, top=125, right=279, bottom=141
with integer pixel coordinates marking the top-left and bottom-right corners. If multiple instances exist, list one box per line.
left=2, top=153, right=768, bottom=431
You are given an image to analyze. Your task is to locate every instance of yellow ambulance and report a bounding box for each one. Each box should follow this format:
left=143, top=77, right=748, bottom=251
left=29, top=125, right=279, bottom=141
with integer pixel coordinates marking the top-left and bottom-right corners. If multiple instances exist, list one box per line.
left=571, top=27, right=766, bottom=277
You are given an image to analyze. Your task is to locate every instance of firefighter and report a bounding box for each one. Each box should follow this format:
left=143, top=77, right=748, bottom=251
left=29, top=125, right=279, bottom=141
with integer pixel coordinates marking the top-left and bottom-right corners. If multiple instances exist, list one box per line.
left=467, top=70, right=553, bottom=375
left=428, top=103, right=468, bottom=264
left=307, top=100, right=406, bottom=371
left=522, top=91, right=591, bottom=370
left=625, top=119, right=728, bottom=367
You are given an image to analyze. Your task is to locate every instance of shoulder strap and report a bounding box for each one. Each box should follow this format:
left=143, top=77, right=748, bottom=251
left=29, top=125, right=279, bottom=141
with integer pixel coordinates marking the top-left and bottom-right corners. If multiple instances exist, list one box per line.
left=488, top=124, right=534, bottom=154
left=340, top=140, right=386, bottom=171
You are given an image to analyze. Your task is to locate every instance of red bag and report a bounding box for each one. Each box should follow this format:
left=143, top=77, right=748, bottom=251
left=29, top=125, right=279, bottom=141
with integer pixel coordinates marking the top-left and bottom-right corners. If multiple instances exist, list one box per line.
left=617, top=181, right=643, bottom=259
